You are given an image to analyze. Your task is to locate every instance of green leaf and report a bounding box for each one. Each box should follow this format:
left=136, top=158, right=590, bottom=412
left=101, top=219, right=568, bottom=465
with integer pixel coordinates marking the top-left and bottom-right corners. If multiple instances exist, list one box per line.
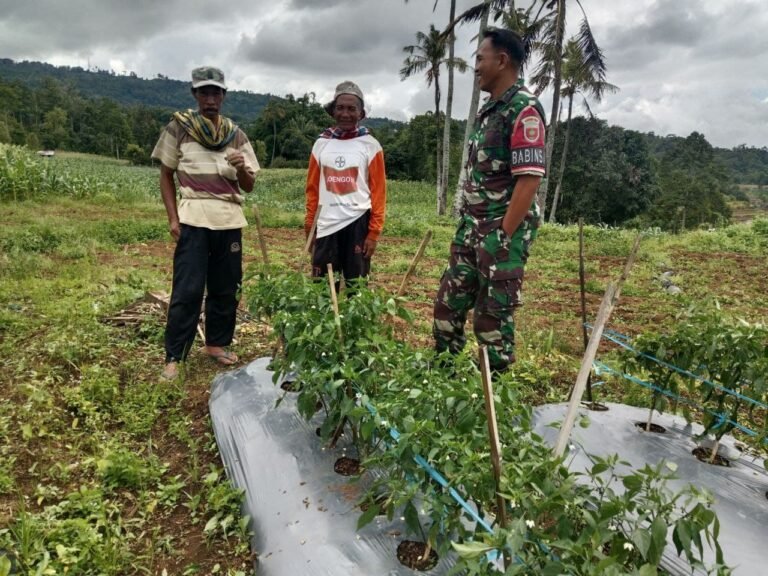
left=408, top=388, right=423, bottom=399
left=0, top=556, right=11, bottom=576
left=203, top=515, right=219, bottom=534
left=673, top=520, right=691, bottom=557
left=403, top=501, right=421, bottom=535
left=622, top=475, right=643, bottom=491
left=456, top=411, right=477, bottom=434
left=648, top=516, right=668, bottom=564
left=631, top=527, right=651, bottom=557
left=357, top=504, right=380, bottom=530
left=638, top=564, right=658, bottom=576
left=450, top=541, right=495, bottom=559
left=386, top=298, right=397, bottom=316
left=360, top=419, right=375, bottom=441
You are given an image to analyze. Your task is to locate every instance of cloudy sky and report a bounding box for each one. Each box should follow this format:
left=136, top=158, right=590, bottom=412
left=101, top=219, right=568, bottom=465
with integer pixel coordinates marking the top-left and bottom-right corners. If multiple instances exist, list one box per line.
left=1, top=0, right=766, bottom=148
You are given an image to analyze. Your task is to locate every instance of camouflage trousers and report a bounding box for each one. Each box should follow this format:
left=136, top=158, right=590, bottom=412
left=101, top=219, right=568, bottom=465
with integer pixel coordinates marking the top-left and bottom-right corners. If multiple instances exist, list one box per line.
left=433, top=215, right=536, bottom=371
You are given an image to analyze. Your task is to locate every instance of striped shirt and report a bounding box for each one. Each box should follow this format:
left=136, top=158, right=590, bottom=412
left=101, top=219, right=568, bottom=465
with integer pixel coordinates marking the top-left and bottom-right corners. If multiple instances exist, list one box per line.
left=152, top=119, right=260, bottom=230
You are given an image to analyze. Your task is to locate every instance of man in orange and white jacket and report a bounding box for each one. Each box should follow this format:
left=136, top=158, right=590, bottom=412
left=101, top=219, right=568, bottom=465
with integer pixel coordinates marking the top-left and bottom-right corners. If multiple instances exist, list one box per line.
left=305, top=81, right=386, bottom=283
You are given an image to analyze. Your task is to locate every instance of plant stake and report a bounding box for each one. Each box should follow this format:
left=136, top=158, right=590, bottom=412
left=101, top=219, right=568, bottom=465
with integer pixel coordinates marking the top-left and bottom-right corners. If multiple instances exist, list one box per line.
left=327, top=263, right=343, bottom=345
left=252, top=204, right=269, bottom=264
left=327, top=263, right=350, bottom=448
left=479, top=346, right=510, bottom=568
left=555, top=234, right=642, bottom=457
left=304, top=204, right=323, bottom=274
left=396, top=230, right=433, bottom=297
left=577, top=218, right=592, bottom=403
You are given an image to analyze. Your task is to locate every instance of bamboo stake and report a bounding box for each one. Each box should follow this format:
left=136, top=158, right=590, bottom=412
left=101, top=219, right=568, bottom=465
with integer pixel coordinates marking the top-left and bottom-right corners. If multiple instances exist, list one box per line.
left=304, top=205, right=322, bottom=276
left=305, top=205, right=322, bottom=254
left=252, top=204, right=269, bottom=264
left=613, top=234, right=642, bottom=302
left=396, top=230, right=433, bottom=297
left=479, top=346, right=510, bottom=569
left=327, top=263, right=349, bottom=448
left=554, top=283, right=616, bottom=458
left=554, top=233, right=643, bottom=457
left=577, top=219, right=592, bottom=403
left=327, top=263, right=343, bottom=345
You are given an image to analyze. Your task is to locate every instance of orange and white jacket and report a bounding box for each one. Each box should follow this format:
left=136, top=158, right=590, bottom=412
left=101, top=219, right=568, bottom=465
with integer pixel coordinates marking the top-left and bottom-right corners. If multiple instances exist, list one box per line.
left=304, top=134, right=386, bottom=241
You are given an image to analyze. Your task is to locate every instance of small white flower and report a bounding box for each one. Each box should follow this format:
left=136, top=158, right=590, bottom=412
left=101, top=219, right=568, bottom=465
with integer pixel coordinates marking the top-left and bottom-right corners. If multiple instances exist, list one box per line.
left=404, top=388, right=410, bottom=393
left=471, top=393, right=478, bottom=399
left=355, top=392, right=362, bottom=399
left=423, top=379, right=428, bottom=384
left=321, top=352, right=327, bottom=357
left=380, top=420, right=388, bottom=427
left=462, top=378, right=467, bottom=383
left=509, top=500, right=517, bottom=509
left=608, top=525, right=617, bottom=532
left=525, top=520, right=535, bottom=529
left=380, top=372, right=385, bottom=376
left=623, top=542, right=634, bottom=552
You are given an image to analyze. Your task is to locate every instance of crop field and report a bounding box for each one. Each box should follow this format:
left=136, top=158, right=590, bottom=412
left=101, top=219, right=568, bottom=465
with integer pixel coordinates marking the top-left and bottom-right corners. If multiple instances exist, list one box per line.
left=1, top=148, right=767, bottom=574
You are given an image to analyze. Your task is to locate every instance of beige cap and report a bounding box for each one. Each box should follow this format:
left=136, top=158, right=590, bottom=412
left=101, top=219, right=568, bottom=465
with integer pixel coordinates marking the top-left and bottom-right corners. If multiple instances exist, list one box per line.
left=333, top=80, right=364, bottom=102
left=191, top=66, right=227, bottom=90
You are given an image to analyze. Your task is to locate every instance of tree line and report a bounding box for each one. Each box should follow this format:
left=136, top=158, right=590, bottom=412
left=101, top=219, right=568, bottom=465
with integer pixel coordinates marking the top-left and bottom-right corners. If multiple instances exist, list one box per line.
left=0, top=67, right=764, bottom=230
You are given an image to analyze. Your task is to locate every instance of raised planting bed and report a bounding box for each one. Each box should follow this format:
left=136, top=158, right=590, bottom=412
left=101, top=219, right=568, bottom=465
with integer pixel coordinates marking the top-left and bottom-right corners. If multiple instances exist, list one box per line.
left=534, top=402, right=768, bottom=575
left=209, top=357, right=458, bottom=575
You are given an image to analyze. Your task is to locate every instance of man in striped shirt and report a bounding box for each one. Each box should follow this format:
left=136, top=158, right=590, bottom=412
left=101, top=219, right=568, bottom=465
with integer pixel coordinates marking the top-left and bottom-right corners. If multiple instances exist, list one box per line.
left=152, top=66, right=259, bottom=380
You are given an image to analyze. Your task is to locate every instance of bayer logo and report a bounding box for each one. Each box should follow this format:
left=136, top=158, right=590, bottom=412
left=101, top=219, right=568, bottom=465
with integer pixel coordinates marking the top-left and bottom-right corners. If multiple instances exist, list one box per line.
left=334, top=156, right=346, bottom=168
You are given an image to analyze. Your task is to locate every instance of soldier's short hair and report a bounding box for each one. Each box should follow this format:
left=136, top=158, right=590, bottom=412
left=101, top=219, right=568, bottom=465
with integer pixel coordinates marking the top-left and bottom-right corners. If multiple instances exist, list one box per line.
left=483, top=28, right=525, bottom=69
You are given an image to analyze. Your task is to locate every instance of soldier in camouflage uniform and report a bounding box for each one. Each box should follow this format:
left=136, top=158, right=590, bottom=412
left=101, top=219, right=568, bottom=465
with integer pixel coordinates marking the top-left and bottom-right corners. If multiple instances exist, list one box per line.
left=433, top=28, right=547, bottom=372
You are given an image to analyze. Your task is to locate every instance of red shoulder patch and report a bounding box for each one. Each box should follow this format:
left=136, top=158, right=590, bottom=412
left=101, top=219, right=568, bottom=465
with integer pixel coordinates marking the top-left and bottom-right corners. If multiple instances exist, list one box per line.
left=511, top=106, right=545, bottom=150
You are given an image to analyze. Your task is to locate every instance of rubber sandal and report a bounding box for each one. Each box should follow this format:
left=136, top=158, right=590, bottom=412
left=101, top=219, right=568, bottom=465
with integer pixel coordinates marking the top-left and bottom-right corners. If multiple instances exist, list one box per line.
left=161, top=361, right=179, bottom=380
left=207, top=349, right=239, bottom=366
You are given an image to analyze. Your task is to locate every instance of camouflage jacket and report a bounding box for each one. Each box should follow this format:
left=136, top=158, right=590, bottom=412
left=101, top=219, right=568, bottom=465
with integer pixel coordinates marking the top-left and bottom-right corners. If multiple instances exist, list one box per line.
left=461, top=79, right=547, bottom=224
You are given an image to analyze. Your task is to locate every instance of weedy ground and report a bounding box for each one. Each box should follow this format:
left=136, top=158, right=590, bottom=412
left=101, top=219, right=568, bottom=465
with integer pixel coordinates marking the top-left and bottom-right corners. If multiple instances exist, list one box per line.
left=0, top=155, right=766, bottom=574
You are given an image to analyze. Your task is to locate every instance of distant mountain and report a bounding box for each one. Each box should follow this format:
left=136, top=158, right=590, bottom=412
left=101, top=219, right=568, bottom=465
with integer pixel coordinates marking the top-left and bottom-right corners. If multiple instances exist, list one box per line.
left=0, top=58, right=272, bottom=123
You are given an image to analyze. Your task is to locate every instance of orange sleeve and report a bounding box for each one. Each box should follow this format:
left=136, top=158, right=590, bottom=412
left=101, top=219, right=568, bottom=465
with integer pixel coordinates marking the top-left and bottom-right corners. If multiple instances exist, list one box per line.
left=305, top=154, right=320, bottom=237
left=367, top=150, right=386, bottom=241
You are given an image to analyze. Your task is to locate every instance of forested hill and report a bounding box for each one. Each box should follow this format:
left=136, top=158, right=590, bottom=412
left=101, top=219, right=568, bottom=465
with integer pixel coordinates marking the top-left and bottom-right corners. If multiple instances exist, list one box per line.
left=646, top=131, right=768, bottom=185
left=0, top=58, right=271, bottom=123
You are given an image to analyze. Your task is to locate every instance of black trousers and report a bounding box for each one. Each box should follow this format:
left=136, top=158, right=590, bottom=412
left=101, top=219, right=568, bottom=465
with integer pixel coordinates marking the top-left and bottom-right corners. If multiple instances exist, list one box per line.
left=165, top=224, right=242, bottom=362
left=312, top=211, right=371, bottom=281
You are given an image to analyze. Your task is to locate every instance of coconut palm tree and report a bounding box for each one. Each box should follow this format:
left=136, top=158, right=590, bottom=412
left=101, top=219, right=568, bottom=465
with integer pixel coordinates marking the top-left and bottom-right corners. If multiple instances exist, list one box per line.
left=405, top=1, right=460, bottom=216
left=440, top=0, right=458, bottom=212
left=531, top=0, right=607, bottom=220
left=400, top=25, right=468, bottom=215
left=532, top=38, right=618, bottom=222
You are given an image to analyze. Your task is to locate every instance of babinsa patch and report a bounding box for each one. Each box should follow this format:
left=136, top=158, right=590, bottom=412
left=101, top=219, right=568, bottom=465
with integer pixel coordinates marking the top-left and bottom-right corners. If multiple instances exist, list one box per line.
left=522, top=116, right=541, bottom=143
